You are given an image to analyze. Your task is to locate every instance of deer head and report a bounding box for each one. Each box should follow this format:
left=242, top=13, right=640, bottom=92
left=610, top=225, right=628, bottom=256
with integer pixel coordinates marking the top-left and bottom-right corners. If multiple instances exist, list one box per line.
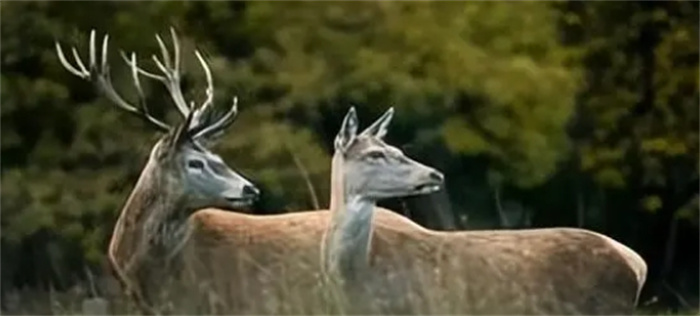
left=333, top=106, right=444, bottom=201
left=55, top=28, right=259, bottom=211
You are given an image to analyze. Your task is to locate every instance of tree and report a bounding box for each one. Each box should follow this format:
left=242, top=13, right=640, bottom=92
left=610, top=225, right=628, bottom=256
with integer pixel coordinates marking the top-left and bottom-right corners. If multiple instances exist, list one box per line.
left=562, top=1, right=699, bottom=309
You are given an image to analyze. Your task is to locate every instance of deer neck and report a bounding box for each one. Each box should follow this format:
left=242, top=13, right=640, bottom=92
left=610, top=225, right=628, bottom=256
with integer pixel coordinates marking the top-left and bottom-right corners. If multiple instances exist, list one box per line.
left=322, top=152, right=376, bottom=280
left=108, top=158, right=191, bottom=281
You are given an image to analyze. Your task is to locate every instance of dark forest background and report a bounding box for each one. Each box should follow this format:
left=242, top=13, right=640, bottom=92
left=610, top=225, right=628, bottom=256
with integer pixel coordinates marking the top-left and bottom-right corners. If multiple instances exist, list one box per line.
left=1, top=1, right=698, bottom=313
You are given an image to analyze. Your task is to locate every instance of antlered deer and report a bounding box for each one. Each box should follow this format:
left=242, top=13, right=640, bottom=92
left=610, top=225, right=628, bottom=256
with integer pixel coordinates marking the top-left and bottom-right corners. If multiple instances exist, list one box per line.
left=56, top=29, right=646, bottom=315
left=55, top=28, right=261, bottom=314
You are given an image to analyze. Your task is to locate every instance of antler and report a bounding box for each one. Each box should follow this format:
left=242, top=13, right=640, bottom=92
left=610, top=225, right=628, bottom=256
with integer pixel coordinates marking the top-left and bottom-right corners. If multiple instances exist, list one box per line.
left=191, top=96, right=238, bottom=141
left=119, top=27, right=192, bottom=119
left=56, top=27, right=240, bottom=141
left=119, top=27, right=239, bottom=142
left=55, top=29, right=170, bottom=132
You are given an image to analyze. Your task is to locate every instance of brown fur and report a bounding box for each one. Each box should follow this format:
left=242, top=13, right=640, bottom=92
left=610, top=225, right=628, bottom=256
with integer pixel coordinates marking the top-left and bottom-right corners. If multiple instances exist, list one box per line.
left=143, top=207, right=648, bottom=315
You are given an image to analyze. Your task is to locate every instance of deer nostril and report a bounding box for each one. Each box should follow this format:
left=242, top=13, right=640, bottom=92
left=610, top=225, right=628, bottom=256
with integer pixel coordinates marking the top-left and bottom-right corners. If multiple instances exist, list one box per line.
left=242, top=185, right=259, bottom=197
left=429, top=171, right=444, bottom=183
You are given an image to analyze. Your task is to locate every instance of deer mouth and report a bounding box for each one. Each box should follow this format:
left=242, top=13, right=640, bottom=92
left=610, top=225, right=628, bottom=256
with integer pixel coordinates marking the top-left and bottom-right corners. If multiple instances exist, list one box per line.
left=413, top=183, right=441, bottom=194
left=224, top=196, right=257, bottom=206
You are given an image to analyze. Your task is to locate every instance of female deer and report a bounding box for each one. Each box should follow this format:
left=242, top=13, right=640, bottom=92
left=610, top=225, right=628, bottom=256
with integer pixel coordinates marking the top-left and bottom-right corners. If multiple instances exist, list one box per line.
left=318, top=107, right=648, bottom=314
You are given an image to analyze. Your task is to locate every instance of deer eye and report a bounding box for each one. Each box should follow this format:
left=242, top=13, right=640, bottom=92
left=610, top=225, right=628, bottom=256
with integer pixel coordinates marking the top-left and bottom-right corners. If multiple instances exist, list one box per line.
left=187, top=160, right=205, bottom=169
left=367, top=151, right=385, bottom=160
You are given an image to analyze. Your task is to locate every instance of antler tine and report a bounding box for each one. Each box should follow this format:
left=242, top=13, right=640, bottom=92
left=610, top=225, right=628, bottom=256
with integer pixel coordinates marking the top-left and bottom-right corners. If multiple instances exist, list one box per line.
left=119, top=51, right=165, bottom=81
left=125, top=52, right=171, bottom=131
left=192, top=96, right=239, bottom=140
left=155, top=33, right=173, bottom=71
left=171, top=27, right=181, bottom=74
left=70, top=47, right=89, bottom=76
left=55, top=30, right=94, bottom=79
left=194, top=50, right=214, bottom=110
left=56, top=42, right=88, bottom=78
left=170, top=46, right=219, bottom=140
left=55, top=29, right=170, bottom=132
left=89, top=30, right=96, bottom=70
left=129, top=53, right=144, bottom=95
left=149, top=29, right=191, bottom=117
left=117, top=28, right=192, bottom=119
left=189, top=49, right=216, bottom=129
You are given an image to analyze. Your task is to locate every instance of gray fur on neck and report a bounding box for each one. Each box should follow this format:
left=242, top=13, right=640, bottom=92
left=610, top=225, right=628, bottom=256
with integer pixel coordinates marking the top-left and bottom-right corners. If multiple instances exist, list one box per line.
left=113, top=158, right=192, bottom=282
left=326, top=195, right=376, bottom=280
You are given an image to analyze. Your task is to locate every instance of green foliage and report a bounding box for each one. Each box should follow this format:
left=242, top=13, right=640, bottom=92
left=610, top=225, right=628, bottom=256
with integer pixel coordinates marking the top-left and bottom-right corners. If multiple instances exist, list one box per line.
left=241, top=1, right=581, bottom=187
left=214, top=105, right=331, bottom=211
left=567, top=1, right=699, bottom=215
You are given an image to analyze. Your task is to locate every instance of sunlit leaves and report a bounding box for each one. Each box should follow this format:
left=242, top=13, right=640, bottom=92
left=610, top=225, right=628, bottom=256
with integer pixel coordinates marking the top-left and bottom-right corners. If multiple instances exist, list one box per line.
left=442, top=117, right=489, bottom=155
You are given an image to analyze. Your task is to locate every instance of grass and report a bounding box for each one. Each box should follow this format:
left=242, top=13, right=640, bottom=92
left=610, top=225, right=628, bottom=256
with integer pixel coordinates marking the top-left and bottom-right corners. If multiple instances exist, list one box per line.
left=2, top=277, right=698, bottom=315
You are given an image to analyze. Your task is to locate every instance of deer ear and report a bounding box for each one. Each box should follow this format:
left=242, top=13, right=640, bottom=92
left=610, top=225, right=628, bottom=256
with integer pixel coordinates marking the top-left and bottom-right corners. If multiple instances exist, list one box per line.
left=360, top=107, right=394, bottom=139
left=334, top=106, right=358, bottom=152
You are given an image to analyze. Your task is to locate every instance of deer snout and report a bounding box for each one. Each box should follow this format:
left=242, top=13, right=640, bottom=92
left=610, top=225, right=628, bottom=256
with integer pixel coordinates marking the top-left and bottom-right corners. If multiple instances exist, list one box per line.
left=411, top=167, right=444, bottom=195
left=429, top=170, right=444, bottom=183
left=242, top=184, right=260, bottom=199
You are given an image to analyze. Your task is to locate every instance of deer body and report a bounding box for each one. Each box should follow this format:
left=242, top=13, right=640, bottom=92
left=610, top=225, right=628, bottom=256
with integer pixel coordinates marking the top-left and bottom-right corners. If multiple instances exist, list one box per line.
left=178, top=207, right=645, bottom=314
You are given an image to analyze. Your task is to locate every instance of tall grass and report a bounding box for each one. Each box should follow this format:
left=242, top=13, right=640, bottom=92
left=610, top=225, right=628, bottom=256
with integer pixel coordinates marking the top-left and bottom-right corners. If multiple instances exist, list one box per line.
left=2, top=279, right=696, bottom=315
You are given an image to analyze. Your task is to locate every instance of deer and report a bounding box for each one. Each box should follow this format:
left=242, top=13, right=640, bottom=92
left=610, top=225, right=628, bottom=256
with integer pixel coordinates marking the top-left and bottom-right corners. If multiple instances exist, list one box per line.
left=55, top=28, right=262, bottom=314
left=316, top=106, right=649, bottom=314
left=56, top=28, right=646, bottom=315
